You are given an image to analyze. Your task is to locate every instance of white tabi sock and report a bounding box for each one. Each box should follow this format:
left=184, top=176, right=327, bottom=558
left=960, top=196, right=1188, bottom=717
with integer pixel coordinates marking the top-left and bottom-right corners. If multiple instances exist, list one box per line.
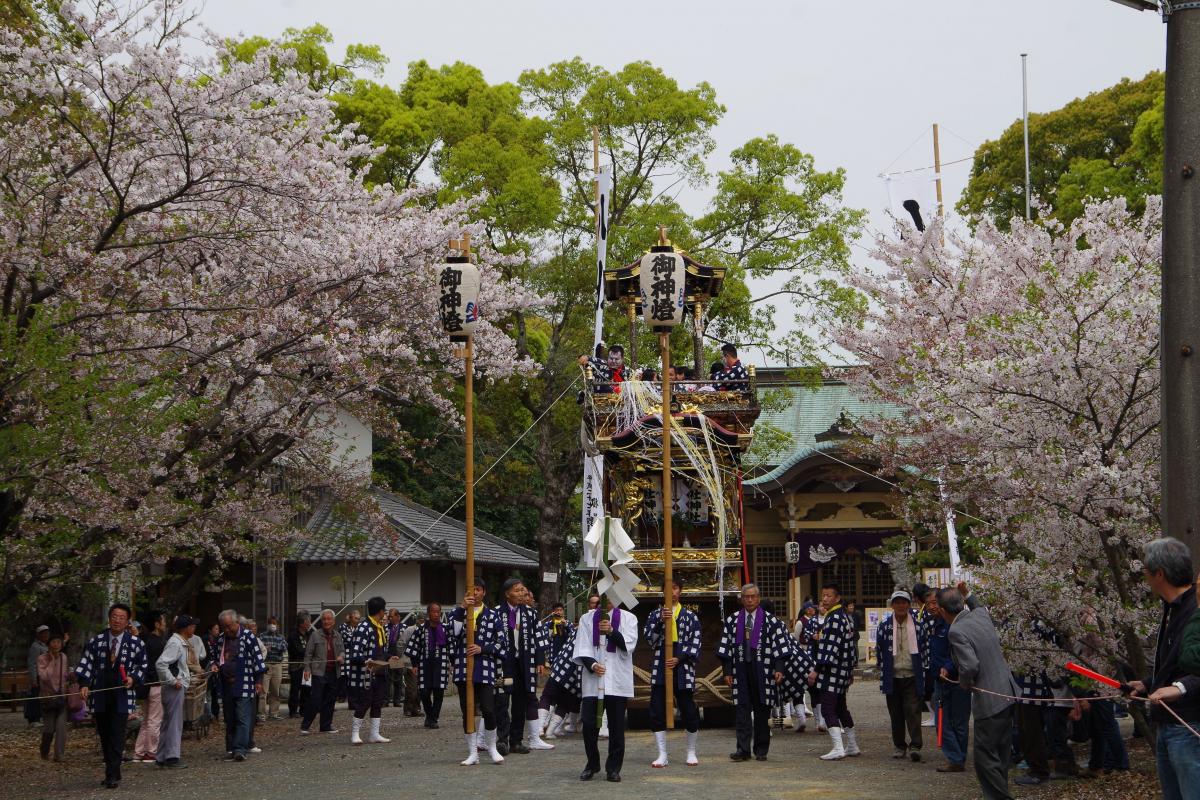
left=686, top=730, right=699, bottom=766
left=527, top=718, right=554, bottom=749
left=460, top=732, right=479, bottom=766
left=652, top=730, right=668, bottom=767
left=367, top=717, right=390, bottom=743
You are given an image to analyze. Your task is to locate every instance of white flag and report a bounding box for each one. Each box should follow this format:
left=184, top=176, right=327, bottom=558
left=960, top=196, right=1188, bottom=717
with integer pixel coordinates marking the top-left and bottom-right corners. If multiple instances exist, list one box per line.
left=593, top=167, right=611, bottom=348
left=884, top=174, right=938, bottom=233
left=582, top=453, right=604, bottom=543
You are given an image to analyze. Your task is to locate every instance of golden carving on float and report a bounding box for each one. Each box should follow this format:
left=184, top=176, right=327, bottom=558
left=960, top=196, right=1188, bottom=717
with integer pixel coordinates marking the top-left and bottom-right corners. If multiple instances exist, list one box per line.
left=630, top=549, right=739, bottom=563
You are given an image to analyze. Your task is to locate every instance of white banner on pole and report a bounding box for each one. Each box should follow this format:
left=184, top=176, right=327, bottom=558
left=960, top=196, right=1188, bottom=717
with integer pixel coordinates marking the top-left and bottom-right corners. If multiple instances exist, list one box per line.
left=582, top=453, right=604, bottom=542
left=884, top=173, right=938, bottom=233
left=937, top=476, right=962, bottom=580
left=593, top=166, right=611, bottom=348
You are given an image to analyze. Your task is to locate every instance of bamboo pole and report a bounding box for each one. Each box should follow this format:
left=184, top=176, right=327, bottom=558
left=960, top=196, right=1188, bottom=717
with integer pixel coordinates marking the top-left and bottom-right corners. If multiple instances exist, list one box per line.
left=660, top=331, right=675, bottom=729
left=456, top=232, right=476, bottom=735
left=932, top=123, right=944, bottom=218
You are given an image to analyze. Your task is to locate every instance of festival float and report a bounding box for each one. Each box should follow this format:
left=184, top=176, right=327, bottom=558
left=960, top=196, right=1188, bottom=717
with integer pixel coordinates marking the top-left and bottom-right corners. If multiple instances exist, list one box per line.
left=579, top=228, right=760, bottom=722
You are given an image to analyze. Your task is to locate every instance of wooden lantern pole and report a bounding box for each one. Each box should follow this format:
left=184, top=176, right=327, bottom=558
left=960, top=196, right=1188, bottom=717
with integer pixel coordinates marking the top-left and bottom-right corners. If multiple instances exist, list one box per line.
left=660, top=328, right=675, bottom=729
left=453, top=232, right=477, bottom=735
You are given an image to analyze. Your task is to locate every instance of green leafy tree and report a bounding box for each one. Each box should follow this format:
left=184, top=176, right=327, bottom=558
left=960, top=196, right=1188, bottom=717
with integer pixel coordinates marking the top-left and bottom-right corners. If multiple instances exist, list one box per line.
left=959, top=71, right=1163, bottom=228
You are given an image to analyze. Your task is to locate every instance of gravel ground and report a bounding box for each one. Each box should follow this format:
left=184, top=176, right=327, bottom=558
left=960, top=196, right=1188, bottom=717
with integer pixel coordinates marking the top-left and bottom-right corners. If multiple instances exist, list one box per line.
left=0, top=684, right=1157, bottom=800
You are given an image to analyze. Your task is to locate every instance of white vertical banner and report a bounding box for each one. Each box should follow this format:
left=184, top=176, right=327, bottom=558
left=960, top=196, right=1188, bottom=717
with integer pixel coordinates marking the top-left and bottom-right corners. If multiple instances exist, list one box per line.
left=593, top=166, right=611, bottom=348
left=937, top=476, right=962, bottom=580
left=582, top=453, right=604, bottom=542
left=884, top=173, right=938, bottom=233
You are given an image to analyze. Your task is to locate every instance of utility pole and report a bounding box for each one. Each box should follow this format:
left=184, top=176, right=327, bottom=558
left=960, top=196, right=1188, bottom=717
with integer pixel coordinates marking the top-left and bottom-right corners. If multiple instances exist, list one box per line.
left=1160, top=1, right=1200, bottom=566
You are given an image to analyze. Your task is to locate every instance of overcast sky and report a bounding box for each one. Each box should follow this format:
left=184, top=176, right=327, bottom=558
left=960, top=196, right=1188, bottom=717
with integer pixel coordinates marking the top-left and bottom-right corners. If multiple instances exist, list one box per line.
left=200, top=0, right=1165, bottom=365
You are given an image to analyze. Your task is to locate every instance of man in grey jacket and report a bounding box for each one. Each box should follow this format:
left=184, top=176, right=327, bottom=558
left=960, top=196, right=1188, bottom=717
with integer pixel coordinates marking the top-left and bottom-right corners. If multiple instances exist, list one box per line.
left=941, top=584, right=1020, bottom=800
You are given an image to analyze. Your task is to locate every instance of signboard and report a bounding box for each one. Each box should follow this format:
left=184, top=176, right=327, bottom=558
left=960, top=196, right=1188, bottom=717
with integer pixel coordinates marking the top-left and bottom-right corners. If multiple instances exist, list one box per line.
left=542, top=572, right=558, bottom=584
left=865, top=607, right=888, bottom=663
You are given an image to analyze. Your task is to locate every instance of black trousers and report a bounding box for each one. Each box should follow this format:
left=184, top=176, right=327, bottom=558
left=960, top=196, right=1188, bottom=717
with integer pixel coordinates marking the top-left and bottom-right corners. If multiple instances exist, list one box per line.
left=886, top=676, right=923, bottom=750
left=93, top=710, right=128, bottom=782
left=288, top=668, right=309, bottom=715
left=498, top=669, right=536, bottom=746
left=1016, top=703, right=1050, bottom=778
left=420, top=687, right=444, bottom=722
left=820, top=690, right=855, bottom=728
left=735, top=669, right=771, bottom=757
left=538, top=679, right=581, bottom=714
left=974, top=706, right=1015, bottom=800
left=351, top=673, right=388, bottom=719
left=649, top=684, right=700, bottom=733
left=389, top=668, right=404, bottom=705
left=301, top=673, right=337, bottom=732
left=582, top=696, right=627, bottom=774
left=455, top=681, right=496, bottom=733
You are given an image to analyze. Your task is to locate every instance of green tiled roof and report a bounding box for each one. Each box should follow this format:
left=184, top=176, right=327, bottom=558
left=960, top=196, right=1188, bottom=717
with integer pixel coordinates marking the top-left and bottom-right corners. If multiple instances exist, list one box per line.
left=746, top=380, right=902, bottom=487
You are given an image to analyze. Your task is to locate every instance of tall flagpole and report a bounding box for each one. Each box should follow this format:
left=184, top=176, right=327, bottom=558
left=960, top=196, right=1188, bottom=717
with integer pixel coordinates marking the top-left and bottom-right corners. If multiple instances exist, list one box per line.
left=593, top=127, right=606, bottom=349
left=1021, top=53, right=1031, bottom=221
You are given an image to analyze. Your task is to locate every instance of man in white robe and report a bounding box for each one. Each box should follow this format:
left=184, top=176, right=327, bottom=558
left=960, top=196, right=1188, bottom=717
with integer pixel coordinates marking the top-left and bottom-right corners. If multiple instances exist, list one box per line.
left=572, top=599, right=638, bottom=783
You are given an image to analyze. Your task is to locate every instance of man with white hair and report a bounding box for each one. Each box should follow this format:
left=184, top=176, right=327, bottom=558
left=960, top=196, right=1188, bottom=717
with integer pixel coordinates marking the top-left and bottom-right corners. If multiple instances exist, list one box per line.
left=210, top=610, right=265, bottom=762
left=1127, top=536, right=1199, bottom=800
left=716, top=583, right=794, bottom=762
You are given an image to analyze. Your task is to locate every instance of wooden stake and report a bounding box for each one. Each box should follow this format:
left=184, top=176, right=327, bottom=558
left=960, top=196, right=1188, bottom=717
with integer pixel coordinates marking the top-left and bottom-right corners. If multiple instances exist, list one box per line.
left=660, top=331, right=675, bottom=729
left=932, top=123, right=944, bottom=218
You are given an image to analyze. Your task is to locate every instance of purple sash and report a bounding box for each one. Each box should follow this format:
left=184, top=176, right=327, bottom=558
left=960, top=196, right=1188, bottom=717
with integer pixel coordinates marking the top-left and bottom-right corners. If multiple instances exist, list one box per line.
left=735, top=607, right=763, bottom=650
left=427, top=623, right=445, bottom=651
left=591, top=609, right=622, bottom=653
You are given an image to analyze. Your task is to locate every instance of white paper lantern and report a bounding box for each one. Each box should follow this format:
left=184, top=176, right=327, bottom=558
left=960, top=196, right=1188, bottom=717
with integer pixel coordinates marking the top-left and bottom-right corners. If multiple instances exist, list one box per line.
left=639, top=249, right=685, bottom=329
left=437, top=258, right=481, bottom=339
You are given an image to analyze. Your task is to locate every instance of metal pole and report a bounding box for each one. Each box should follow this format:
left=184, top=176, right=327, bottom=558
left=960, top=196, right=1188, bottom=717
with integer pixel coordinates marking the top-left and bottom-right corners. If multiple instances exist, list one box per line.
left=1162, top=5, right=1200, bottom=567
left=1022, top=53, right=1031, bottom=221
left=660, top=331, right=675, bottom=729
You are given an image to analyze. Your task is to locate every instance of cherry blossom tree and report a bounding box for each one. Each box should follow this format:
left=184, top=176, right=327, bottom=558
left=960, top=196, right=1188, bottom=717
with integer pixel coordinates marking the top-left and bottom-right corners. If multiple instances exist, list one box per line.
left=830, top=198, right=1161, bottom=682
left=0, top=1, right=536, bottom=613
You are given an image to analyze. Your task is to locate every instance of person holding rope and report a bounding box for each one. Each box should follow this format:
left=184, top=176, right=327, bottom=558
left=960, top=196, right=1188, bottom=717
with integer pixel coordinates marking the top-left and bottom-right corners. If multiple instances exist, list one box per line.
left=75, top=602, right=148, bottom=789
left=211, top=610, right=265, bottom=762
left=35, top=630, right=73, bottom=762
left=645, top=576, right=703, bottom=767
left=941, top=583, right=1020, bottom=800
left=1126, top=537, right=1199, bottom=800
left=155, top=614, right=199, bottom=770
left=299, top=609, right=344, bottom=735
left=347, top=596, right=398, bottom=746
